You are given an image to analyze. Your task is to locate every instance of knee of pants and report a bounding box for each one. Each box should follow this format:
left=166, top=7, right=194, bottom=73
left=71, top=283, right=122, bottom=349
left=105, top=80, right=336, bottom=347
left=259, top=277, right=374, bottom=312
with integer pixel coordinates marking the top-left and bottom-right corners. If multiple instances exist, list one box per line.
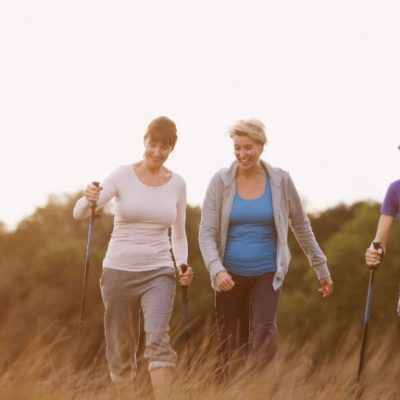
left=249, top=326, right=278, bottom=365
left=144, top=330, right=177, bottom=371
left=250, top=325, right=278, bottom=348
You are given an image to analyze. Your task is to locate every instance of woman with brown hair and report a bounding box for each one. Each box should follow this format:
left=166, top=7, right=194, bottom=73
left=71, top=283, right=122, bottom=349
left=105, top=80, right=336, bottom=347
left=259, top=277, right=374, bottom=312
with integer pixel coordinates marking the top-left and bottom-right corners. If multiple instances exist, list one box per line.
left=73, top=116, right=193, bottom=399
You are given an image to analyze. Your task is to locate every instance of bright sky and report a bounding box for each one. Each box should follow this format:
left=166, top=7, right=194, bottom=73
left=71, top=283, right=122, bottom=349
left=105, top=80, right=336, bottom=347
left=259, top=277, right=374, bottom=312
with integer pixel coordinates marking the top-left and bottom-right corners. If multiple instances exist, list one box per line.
left=1, top=0, right=399, bottom=230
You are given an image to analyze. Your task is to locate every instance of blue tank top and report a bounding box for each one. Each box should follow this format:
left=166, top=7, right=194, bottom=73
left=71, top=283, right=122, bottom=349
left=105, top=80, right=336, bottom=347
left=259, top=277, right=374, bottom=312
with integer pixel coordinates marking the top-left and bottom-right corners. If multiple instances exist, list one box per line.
left=223, top=177, right=277, bottom=276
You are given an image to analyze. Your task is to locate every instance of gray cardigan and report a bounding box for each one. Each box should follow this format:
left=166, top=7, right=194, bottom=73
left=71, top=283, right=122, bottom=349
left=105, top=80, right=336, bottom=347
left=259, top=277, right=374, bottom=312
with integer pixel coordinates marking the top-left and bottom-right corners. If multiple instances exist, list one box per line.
left=198, top=160, right=330, bottom=291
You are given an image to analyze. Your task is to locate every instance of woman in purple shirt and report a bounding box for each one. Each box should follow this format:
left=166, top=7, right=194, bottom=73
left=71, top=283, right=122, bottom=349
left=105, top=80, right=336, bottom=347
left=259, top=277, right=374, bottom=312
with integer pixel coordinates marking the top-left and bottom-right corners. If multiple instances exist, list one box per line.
left=365, top=178, right=400, bottom=315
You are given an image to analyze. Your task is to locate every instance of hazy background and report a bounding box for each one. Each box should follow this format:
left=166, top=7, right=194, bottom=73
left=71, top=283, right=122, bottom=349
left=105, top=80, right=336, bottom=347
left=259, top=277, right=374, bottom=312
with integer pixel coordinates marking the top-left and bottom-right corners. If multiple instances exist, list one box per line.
left=1, top=0, right=399, bottom=230
left=1, top=3, right=400, bottom=398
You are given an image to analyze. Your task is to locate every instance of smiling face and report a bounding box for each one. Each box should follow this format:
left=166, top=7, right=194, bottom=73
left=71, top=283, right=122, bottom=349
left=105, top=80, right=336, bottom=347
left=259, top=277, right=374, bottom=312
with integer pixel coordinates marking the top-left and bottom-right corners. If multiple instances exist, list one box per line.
left=142, top=116, right=177, bottom=171
left=232, top=134, right=264, bottom=171
left=143, top=139, right=173, bottom=170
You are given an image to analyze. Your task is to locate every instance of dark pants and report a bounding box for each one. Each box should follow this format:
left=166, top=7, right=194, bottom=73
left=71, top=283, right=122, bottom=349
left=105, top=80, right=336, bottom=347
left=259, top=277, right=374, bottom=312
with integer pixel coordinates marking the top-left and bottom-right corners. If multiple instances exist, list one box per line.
left=215, top=271, right=280, bottom=379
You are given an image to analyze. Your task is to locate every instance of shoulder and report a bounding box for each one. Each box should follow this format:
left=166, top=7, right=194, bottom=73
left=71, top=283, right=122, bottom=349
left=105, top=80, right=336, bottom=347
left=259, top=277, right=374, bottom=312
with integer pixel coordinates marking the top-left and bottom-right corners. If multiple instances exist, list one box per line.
left=385, top=180, right=400, bottom=198
left=112, top=165, right=131, bottom=176
left=203, top=161, right=237, bottom=186
left=170, top=172, right=187, bottom=197
left=172, top=172, right=186, bottom=187
left=206, top=168, right=231, bottom=192
left=103, top=165, right=131, bottom=183
left=388, top=179, right=400, bottom=190
left=212, top=167, right=229, bottom=181
left=263, top=161, right=290, bottom=184
left=110, top=165, right=133, bottom=180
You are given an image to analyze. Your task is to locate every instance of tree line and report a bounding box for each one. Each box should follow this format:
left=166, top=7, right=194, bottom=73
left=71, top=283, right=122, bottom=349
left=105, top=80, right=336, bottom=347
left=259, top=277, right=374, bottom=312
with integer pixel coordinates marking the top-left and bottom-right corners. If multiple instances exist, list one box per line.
left=0, top=193, right=399, bottom=366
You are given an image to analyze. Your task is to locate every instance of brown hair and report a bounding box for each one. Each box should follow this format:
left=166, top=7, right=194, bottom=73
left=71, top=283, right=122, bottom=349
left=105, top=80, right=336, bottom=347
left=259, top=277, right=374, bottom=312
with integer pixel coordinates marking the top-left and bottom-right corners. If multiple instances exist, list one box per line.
left=144, top=116, right=177, bottom=149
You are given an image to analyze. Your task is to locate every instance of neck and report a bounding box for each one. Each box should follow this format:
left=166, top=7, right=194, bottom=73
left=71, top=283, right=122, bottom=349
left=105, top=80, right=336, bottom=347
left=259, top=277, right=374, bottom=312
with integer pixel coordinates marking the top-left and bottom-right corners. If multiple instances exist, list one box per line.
left=138, top=160, right=163, bottom=175
left=237, top=162, right=265, bottom=178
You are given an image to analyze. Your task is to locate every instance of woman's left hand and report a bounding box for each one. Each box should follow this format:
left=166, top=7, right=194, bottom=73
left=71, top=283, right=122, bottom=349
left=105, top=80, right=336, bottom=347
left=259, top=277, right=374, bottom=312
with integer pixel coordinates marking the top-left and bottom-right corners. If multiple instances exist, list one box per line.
left=318, top=277, right=333, bottom=298
left=178, top=264, right=194, bottom=286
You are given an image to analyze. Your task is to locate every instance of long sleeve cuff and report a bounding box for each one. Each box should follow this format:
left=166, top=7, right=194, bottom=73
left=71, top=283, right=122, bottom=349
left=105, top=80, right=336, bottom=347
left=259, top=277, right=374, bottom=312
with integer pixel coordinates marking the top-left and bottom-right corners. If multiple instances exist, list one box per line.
left=208, top=259, right=226, bottom=277
left=313, top=263, right=331, bottom=280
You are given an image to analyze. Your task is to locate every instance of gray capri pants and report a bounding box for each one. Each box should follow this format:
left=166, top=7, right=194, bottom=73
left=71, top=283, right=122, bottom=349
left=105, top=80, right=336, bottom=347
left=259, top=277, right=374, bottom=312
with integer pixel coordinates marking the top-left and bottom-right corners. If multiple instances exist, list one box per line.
left=100, top=267, right=177, bottom=383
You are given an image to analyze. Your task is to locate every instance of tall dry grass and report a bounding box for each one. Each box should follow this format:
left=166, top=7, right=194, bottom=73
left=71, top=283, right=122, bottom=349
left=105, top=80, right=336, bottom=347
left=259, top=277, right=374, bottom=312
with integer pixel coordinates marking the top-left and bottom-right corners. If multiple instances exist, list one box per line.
left=0, top=325, right=399, bottom=400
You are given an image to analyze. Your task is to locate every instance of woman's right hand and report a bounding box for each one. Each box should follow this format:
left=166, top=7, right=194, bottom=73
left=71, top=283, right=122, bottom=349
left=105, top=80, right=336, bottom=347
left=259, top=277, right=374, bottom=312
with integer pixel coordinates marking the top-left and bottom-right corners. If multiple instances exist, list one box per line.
left=84, top=183, right=102, bottom=203
left=216, top=270, right=235, bottom=292
left=365, top=244, right=384, bottom=269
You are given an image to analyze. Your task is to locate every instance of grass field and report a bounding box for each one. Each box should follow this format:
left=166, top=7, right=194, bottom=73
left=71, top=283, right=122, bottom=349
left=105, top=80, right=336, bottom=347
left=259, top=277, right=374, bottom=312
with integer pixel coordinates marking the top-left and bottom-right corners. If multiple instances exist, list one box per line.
left=1, top=325, right=399, bottom=400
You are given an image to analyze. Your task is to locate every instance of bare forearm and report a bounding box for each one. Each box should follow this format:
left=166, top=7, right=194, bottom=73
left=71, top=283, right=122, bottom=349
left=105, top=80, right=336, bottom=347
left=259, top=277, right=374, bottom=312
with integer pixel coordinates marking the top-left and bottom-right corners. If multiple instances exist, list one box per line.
left=373, top=215, right=394, bottom=250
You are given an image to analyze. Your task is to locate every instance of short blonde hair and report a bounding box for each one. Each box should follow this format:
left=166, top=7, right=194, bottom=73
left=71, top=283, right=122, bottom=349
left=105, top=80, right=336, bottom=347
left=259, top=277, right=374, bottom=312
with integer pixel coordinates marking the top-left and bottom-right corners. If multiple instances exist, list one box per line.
left=228, top=119, right=267, bottom=145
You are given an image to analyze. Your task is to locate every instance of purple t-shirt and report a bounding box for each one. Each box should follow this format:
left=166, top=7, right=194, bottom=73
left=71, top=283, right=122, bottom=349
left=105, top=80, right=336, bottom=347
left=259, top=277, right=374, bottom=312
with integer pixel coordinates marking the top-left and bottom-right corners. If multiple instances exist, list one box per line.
left=381, top=179, right=400, bottom=219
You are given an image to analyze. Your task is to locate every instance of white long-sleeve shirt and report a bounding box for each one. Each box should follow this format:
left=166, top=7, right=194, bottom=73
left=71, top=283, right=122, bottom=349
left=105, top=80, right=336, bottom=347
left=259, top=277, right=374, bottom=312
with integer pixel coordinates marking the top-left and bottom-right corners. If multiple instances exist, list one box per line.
left=73, top=165, right=188, bottom=272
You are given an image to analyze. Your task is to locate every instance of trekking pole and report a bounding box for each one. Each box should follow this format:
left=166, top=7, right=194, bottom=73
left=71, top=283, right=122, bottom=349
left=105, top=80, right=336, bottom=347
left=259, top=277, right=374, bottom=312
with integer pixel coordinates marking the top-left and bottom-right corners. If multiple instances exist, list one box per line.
left=178, top=262, right=191, bottom=369
left=169, top=239, right=191, bottom=342
left=180, top=263, right=191, bottom=342
left=357, top=241, right=383, bottom=381
left=75, top=181, right=100, bottom=371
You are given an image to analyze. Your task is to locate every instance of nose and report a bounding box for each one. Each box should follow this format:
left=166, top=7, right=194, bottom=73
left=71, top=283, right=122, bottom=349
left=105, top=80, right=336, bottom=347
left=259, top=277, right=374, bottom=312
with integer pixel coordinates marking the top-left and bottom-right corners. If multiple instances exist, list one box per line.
left=238, top=149, right=246, bottom=158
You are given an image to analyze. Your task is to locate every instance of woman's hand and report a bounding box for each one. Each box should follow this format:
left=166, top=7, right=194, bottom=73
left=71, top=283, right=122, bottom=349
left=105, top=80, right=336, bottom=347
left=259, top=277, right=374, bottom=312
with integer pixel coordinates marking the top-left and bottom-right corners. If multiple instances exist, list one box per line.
left=365, top=244, right=384, bottom=269
left=216, top=270, right=235, bottom=292
left=318, top=277, right=333, bottom=298
left=178, top=265, right=194, bottom=286
left=84, top=183, right=102, bottom=203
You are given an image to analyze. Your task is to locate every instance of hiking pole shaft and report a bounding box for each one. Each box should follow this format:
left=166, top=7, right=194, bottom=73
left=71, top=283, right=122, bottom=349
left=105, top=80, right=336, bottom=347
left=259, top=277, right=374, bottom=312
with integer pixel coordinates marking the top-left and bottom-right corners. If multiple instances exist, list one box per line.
left=181, top=263, right=189, bottom=304
left=168, top=233, right=191, bottom=343
left=357, top=241, right=382, bottom=380
left=357, top=268, right=375, bottom=380
left=180, top=264, right=190, bottom=341
left=75, top=181, right=99, bottom=370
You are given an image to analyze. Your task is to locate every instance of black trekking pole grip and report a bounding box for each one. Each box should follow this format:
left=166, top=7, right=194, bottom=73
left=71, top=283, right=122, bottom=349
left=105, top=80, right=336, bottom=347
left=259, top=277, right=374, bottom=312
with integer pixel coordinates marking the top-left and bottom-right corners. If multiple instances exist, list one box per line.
left=90, top=181, right=100, bottom=210
left=180, top=263, right=189, bottom=304
left=372, top=241, right=384, bottom=263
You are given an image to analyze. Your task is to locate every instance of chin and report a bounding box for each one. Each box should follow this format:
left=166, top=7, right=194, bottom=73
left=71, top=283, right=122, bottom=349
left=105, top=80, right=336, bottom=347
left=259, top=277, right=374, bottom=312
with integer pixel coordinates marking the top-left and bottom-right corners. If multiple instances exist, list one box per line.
left=238, top=162, right=253, bottom=169
left=147, top=158, right=162, bottom=166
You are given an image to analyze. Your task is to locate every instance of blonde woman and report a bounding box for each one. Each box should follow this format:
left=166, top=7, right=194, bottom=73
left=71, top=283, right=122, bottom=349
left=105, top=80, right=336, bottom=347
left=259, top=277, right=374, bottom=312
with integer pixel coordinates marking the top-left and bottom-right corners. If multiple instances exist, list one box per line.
left=199, top=119, right=333, bottom=378
left=73, top=116, right=193, bottom=399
